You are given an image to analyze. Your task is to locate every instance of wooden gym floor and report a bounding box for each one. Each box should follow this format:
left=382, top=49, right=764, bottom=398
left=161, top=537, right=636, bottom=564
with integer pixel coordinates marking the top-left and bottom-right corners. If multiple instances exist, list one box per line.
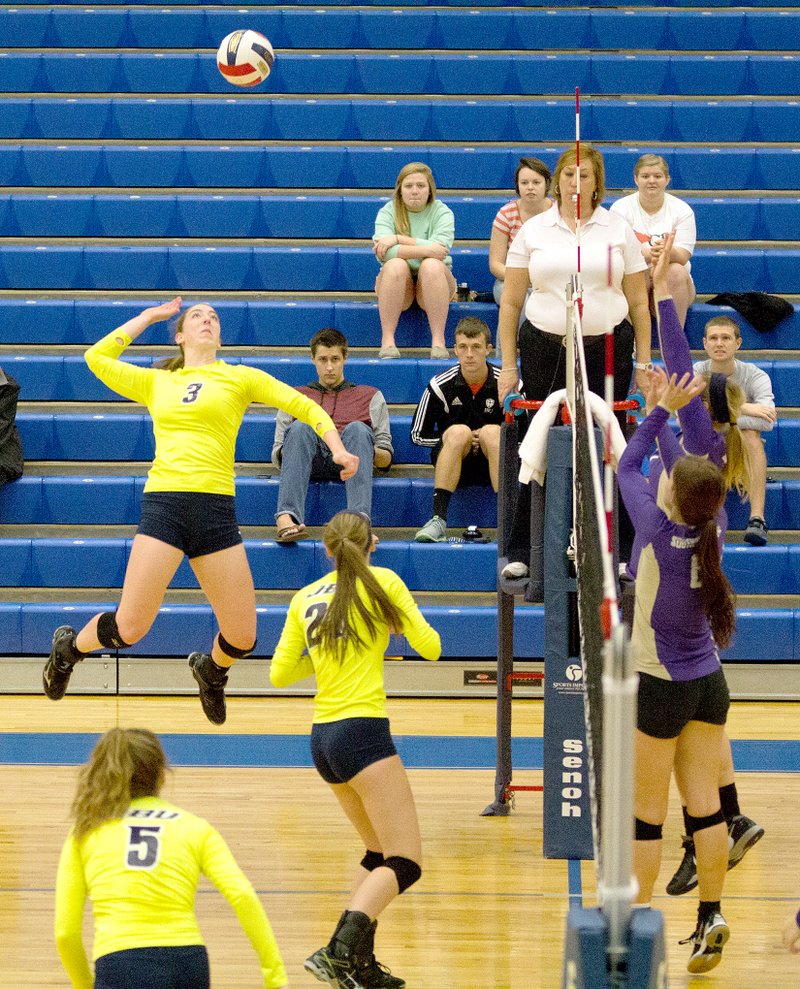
left=0, top=694, right=798, bottom=989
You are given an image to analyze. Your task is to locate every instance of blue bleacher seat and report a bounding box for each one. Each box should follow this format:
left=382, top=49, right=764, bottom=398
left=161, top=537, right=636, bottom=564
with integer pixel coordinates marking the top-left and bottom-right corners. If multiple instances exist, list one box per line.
left=51, top=9, right=129, bottom=47
left=16, top=414, right=55, bottom=461
left=749, top=55, right=800, bottom=96
left=0, top=99, right=32, bottom=139
left=94, top=195, right=178, bottom=237
left=54, top=414, right=153, bottom=461
left=723, top=611, right=795, bottom=662
left=177, top=195, right=261, bottom=238
left=692, top=198, right=761, bottom=241
left=83, top=246, right=170, bottom=291
left=785, top=484, right=800, bottom=531
left=264, top=53, right=357, bottom=96
left=0, top=299, right=75, bottom=345
left=433, top=53, right=513, bottom=96
left=0, top=540, right=31, bottom=588
left=0, top=245, right=84, bottom=290
left=745, top=12, right=800, bottom=51
left=690, top=250, right=766, bottom=296
left=33, top=539, right=128, bottom=588
left=126, top=9, right=207, bottom=48
left=515, top=10, right=590, bottom=49
left=667, top=12, right=746, bottom=51
left=436, top=10, right=514, bottom=50
left=202, top=10, right=285, bottom=51
left=101, top=146, right=185, bottom=187
left=252, top=246, right=338, bottom=292
left=671, top=101, right=752, bottom=143
left=0, top=146, right=21, bottom=185
left=110, top=99, right=192, bottom=141
left=281, top=9, right=361, bottom=49
left=770, top=362, right=800, bottom=407
left=352, top=101, right=432, bottom=142
left=345, top=147, right=423, bottom=190
left=9, top=194, right=93, bottom=237
left=190, top=98, right=272, bottom=141
left=590, top=10, right=668, bottom=50
left=515, top=54, right=591, bottom=96
left=431, top=101, right=509, bottom=143
left=337, top=247, right=379, bottom=294
left=32, top=98, right=111, bottom=140
left=270, top=99, right=353, bottom=141
left=669, top=55, right=749, bottom=97
left=768, top=421, right=800, bottom=467
left=22, top=145, right=103, bottom=187
left=591, top=55, right=671, bottom=97
left=591, top=100, right=672, bottom=143
left=6, top=355, right=63, bottom=400
left=0, top=54, right=44, bottom=92
left=353, top=53, right=435, bottom=95
left=42, top=53, right=121, bottom=93
left=755, top=149, right=800, bottom=191
left=671, top=148, right=756, bottom=190
left=359, top=10, right=438, bottom=50
left=0, top=605, right=22, bottom=653
left=183, top=146, right=267, bottom=188
left=267, top=146, right=348, bottom=188
left=169, top=246, right=254, bottom=291
left=118, top=53, right=199, bottom=94
left=750, top=101, right=800, bottom=143
left=249, top=301, right=337, bottom=347
left=260, top=195, right=344, bottom=238
left=0, top=10, right=52, bottom=48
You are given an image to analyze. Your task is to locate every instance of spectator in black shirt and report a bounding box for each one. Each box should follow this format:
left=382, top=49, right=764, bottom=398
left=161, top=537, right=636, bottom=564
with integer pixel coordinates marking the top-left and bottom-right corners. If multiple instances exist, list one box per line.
left=411, top=318, right=503, bottom=542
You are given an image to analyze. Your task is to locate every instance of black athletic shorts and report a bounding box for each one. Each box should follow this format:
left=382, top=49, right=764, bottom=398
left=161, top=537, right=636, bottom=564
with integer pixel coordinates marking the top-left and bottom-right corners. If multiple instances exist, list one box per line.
left=137, top=492, right=242, bottom=559
left=311, top=717, right=398, bottom=784
left=430, top=447, right=492, bottom=486
left=94, top=945, right=209, bottom=989
left=638, top=668, right=730, bottom=740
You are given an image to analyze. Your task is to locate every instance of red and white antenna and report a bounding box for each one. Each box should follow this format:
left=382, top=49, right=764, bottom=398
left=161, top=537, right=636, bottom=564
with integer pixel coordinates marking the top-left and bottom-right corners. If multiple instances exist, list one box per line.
left=574, top=87, right=583, bottom=316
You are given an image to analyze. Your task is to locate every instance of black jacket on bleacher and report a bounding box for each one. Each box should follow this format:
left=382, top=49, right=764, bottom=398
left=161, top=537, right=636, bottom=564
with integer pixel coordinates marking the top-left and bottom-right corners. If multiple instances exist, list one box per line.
left=0, top=370, right=23, bottom=485
left=410, top=363, right=503, bottom=461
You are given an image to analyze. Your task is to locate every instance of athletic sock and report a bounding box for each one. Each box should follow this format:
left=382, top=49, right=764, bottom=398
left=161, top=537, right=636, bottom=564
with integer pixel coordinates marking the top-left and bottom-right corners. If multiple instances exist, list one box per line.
left=698, top=900, right=721, bottom=926
left=433, top=488, right=453, bottom=522
left=682, top=805, right=691, bottom=834
left=719, top=783, right=740, bottom=823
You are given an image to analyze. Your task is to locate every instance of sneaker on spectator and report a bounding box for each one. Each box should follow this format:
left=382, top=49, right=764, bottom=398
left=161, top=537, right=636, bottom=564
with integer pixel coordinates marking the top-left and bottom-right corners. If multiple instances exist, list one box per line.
left=414, top=516, right=447, bottom=542
left=743, top=517, right=768, bottom=546
left=666, top=834, right=697, bottom=896
left=501, top=561, right=529, bottom=579
left=727, top=814, right=765, bottom=870
left=43, top=626, right=82, bottom=700
left=682, top=911, right=730, bottom=974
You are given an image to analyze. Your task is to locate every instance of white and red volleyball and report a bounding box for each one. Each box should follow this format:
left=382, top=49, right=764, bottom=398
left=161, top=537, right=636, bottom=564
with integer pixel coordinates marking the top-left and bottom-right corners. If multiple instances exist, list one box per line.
left=217, top=30, right=274, bottom=88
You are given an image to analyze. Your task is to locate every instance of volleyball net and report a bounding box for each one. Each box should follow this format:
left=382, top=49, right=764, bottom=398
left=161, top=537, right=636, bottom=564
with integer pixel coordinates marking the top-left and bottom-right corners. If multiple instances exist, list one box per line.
left=566, top=279, right=638, bottom=979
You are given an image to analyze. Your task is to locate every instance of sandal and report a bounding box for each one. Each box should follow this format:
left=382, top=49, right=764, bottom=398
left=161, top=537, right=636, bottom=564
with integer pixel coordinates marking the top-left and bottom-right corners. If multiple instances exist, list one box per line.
left=276, top=524, right=308, bottom=543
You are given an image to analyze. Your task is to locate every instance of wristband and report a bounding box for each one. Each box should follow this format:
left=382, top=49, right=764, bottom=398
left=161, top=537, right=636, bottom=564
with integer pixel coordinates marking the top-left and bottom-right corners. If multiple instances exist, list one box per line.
left=633, top=361, right=654, bottom=371
left=500, top=366, right=518, bottom=373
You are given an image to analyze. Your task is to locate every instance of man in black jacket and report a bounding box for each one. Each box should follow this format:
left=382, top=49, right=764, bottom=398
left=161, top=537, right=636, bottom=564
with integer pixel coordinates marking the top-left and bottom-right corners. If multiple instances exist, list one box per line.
left=411, top=318, right=502, bottom=542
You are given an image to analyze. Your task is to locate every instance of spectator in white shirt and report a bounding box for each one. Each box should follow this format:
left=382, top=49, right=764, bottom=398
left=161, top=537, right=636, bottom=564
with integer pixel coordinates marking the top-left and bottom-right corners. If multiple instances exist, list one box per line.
left=610, top=153, right=696, bottom=328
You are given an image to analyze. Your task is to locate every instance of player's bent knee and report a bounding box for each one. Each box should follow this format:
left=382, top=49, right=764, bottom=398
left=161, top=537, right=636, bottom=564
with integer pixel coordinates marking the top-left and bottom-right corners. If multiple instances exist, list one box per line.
left=383, top=855, right=421, bottom=893
left=97, top=611, right=134, bottom=650
left=635, top=817, right=663, bottom=841
left=218, top=633, right=256, bottom=660
left=686, top=808, right=725, bottom=836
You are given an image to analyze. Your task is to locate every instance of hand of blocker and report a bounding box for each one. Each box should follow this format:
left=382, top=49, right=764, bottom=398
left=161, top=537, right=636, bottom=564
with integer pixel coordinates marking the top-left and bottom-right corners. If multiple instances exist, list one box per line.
left=653, top=369, right=707, bottom=415
left=650, top=230, right=676, bottom=294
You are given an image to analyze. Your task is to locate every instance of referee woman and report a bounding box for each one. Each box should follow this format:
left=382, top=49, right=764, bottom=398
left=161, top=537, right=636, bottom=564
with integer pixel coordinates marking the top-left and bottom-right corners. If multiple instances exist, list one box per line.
left=54, top=728, right=288, bottom=989
left=42, top=298, right=358, bottom=724
left=270, top=510, right=441, bottom=989
left=618, top=369, right=735, bottom=975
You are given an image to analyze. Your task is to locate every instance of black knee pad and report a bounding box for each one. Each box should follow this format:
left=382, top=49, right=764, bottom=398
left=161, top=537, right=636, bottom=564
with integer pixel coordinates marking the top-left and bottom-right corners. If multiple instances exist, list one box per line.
left=360, top=850, right=385, bottom=872
left=383, top=855, right=421, bottom=893
left=217, top=632, right=255, bottom=659
left=635, top=817, right=663, bottom=841
left=686, top=808, right=725, bottom=836
left=97, top=611, right=132, bottom=650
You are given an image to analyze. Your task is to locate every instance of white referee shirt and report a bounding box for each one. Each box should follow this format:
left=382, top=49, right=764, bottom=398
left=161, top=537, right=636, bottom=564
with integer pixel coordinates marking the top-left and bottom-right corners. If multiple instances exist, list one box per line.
left=610, top=192, right=696, bottom=273
left=505, top=204, right=648, bottom=337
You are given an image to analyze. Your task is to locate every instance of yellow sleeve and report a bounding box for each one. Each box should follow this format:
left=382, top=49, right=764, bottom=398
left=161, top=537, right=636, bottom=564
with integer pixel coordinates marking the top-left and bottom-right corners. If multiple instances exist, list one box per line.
left=54, top=835, right=93, bottom=989
left=200, top=825, right=288, bottom=989
left=270, top=592, right=315, bottom=687
left=382, top=570, right=442, bottom=661
left=243, top=366, right=335, bottom=439
left=84, top=330, right=155, bottom=406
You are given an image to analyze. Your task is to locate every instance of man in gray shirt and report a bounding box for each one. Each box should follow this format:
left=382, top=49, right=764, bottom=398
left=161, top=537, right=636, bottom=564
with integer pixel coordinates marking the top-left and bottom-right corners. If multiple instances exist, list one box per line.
left=693, top=315, right=776, bottom=545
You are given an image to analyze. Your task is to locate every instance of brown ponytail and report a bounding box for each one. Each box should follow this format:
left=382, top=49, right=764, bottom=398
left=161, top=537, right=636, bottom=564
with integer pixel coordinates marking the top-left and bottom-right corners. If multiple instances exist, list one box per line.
left=70, top=728, right=166, bottom=841
left=672, top=457, right=736, bottom=650
left=318, top=511, right=406, bottom=663
left=153, top=309, right=189, bottom=371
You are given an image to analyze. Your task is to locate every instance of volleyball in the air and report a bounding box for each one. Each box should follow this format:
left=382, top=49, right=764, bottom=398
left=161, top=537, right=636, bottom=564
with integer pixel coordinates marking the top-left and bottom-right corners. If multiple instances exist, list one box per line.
left=216, top=30, right=274, bottom=88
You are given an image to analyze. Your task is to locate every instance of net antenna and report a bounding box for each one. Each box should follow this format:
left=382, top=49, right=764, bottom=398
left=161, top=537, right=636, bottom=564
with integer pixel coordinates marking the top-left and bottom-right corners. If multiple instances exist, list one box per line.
left=566, top=87, right=638, bottom=985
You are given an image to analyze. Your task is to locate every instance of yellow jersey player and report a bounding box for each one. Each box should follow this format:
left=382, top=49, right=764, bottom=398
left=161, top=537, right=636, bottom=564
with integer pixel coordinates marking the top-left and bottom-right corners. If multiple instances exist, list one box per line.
left=270, top=510, right=441, bottom=989
left=55, top=728, right=289, bottom=989
left=42, top=298, right=359, bottom=724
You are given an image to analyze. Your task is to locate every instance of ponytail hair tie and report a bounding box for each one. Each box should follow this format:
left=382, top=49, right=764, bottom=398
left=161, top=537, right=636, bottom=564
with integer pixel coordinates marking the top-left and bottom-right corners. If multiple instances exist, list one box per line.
left=708, top=373, right=733, bottom=425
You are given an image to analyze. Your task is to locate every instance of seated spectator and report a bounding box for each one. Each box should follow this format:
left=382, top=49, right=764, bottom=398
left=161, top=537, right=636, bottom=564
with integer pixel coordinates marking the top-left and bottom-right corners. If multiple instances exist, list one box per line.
left=693, top=314, right=776, bottom=545
left=272, top=329, right=393, bottom=541
left=373, top=162, right=456, bottom=360
left=411, top=317, right=503, bottom=542
left=610, top=153, right=696, bottom=327
left=489, top=156, right=552, bottom=307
